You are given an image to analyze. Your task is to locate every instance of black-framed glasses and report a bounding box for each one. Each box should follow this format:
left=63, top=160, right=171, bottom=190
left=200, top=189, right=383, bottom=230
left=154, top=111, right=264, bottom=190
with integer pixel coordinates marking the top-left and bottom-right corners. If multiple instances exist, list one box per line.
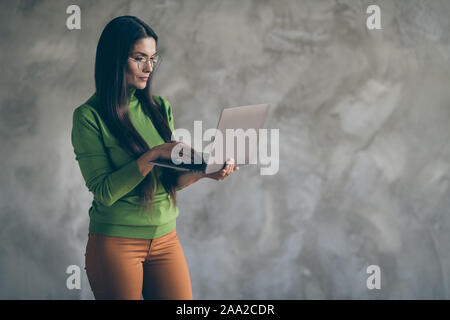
left=128, top=52, right=162, bottom=70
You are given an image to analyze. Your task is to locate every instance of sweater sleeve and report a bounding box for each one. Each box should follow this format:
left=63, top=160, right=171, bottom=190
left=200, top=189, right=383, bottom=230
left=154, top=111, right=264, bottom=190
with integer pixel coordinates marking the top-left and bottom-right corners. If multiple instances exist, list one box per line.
left=71, top=107, right=146, bottom=207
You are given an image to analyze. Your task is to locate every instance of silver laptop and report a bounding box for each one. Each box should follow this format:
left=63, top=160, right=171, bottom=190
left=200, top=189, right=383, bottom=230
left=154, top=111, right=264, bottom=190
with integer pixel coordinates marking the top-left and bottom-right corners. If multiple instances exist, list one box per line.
left=148, top=103, right=270, bottom=174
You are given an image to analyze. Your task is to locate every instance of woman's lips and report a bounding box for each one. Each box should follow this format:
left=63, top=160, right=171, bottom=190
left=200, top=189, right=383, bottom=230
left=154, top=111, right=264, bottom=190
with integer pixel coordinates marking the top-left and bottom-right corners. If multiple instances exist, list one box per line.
left=139, top=77, right=148, bottom=81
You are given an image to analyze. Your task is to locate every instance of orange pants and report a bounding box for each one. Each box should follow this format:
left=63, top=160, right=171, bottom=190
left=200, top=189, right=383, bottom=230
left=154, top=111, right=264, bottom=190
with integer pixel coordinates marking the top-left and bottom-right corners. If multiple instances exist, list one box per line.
left=84, top=229, right=193, bottom=300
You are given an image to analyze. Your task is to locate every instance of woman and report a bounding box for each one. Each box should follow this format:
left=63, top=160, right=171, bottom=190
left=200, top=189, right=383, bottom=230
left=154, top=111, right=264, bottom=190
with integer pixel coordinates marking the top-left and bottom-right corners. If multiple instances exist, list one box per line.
left=71, top=16, right=237, bottom=300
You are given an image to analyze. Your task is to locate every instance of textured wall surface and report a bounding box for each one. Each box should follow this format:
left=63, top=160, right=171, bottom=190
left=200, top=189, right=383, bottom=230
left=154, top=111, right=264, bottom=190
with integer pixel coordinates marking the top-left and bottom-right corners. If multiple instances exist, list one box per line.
left=1, top=0, right=450, bottom=299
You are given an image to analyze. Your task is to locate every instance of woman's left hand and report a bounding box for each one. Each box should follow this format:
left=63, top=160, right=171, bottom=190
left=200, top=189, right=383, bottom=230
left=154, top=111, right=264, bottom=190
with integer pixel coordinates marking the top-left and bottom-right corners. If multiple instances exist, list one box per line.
left=204, top=158, right=239, bottom=181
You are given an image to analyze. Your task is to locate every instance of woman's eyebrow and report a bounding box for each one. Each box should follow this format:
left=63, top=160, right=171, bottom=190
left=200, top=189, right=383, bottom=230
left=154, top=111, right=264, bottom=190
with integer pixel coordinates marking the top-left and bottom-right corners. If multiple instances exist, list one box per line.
left=134, top=51, right=158, bottom=57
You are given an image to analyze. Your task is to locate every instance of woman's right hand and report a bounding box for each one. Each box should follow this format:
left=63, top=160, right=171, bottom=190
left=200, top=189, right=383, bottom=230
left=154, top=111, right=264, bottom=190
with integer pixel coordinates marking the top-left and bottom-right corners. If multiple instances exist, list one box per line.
left=136, top=141, right=196, bottom=177
left=152, top=141, right=190, bottom=160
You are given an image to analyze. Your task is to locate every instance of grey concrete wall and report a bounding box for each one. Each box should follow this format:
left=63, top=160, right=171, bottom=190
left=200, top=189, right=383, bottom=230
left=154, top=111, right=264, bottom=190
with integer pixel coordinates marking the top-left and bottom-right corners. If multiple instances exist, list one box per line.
left=1, top=0, right=449, bottom=299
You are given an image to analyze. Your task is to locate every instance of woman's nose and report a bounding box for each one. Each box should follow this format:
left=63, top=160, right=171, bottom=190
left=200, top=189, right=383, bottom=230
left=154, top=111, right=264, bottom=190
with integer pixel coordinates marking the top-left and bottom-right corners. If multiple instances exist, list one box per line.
left=143, top=61, right=153, bottom=72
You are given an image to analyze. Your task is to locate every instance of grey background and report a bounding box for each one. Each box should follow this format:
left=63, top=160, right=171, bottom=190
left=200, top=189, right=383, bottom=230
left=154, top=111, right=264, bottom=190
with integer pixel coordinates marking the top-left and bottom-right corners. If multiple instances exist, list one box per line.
left=0, top=0, right=449, bottom=299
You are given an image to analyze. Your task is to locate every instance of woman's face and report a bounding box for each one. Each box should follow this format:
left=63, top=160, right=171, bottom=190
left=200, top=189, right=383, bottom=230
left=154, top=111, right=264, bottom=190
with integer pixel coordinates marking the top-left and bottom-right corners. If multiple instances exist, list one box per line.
left=126, top=37, right=157, bottom=90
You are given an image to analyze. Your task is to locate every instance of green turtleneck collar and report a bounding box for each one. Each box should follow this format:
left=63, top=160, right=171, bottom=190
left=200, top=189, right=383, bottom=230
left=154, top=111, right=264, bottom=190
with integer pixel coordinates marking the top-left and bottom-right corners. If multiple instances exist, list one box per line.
left=128, top=87, right=138, bottom=102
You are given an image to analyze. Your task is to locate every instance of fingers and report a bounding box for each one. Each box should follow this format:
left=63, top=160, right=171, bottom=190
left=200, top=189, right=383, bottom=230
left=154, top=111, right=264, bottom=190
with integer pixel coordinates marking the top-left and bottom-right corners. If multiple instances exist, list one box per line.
left=216, top=158, right=238, bottom=180
left=171, top=141, right=197, bottom=163
left=226, top=158, right=235, bottom=175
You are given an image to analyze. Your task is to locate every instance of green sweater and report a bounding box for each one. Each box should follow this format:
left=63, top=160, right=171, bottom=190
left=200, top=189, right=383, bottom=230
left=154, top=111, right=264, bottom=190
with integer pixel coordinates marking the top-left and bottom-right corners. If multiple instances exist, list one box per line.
left=71, top=88, right=179, bottom=239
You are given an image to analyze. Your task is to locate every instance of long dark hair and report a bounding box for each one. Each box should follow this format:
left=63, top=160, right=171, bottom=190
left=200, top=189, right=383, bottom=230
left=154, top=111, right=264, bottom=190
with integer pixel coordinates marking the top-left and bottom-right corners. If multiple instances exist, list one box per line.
left=94, top=15, right=180, bottom=215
